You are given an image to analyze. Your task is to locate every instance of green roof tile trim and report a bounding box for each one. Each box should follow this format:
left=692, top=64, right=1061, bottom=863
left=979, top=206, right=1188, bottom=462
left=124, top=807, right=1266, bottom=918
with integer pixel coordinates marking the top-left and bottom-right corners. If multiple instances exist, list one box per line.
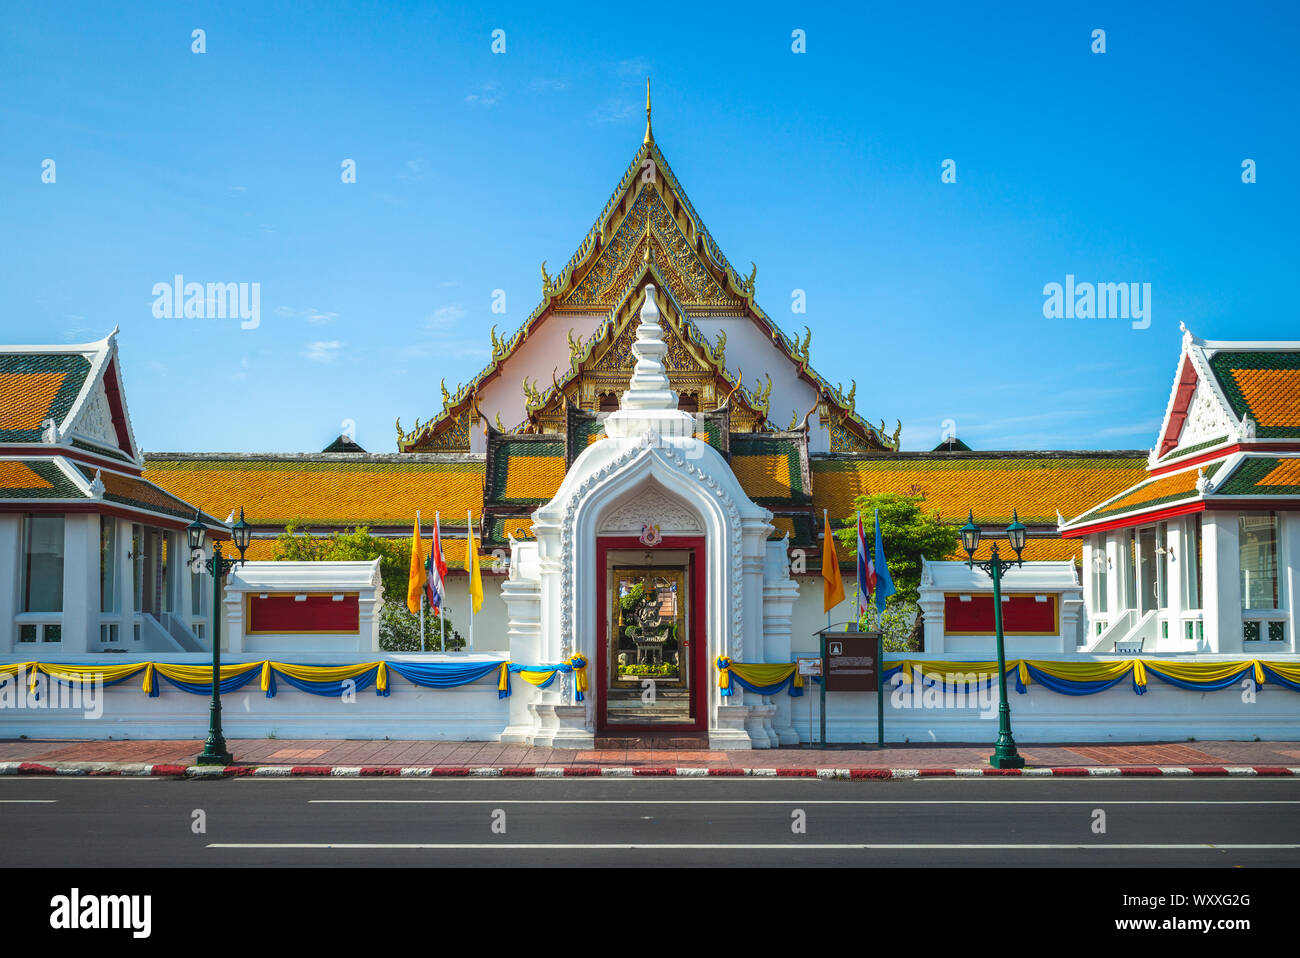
left=486, top=438, right=565, bottom=505
left=730, top=435, right=805, bottom=501
left=1215, top=457, right=1300, bottom=496
left=571, top=418, right=605, bottom=451
left=1076, top=461, right=1223, bottom=523
left=0, top=353, right=92, bottom=442
left=75, top=464, right=197, bottom=520
left=1159, top=435, right=1230, bottom=462
left=0, top=461, right=87, bottom=500
left=1208, top=350, right=1300, bottom=438
left=70, top=438, right=134, bottom=463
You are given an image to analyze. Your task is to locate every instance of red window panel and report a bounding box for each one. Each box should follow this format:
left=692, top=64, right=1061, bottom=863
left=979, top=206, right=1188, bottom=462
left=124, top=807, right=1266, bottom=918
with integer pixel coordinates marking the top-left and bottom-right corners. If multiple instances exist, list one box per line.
left=247, top=593, right=359, bottom=634
left=943, top=593, right=1058, bottom=636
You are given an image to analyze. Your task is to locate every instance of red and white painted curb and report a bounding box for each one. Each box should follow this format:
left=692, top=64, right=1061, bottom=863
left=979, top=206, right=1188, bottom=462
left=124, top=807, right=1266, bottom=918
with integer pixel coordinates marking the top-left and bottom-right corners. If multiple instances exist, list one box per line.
left=1, top=761, right=1297, bottom=779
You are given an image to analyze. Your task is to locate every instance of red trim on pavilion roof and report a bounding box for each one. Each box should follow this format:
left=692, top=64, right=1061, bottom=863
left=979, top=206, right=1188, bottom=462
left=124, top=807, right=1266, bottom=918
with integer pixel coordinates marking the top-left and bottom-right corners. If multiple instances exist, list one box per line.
left=1158, top=354, right=1198, bottom=459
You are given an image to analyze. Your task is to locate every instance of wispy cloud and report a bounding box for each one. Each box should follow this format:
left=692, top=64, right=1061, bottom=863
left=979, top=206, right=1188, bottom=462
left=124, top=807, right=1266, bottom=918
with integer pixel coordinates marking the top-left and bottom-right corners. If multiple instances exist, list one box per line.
left=277, top=306, right=338, bottom=325
left=302, top=340, right=342, bottom=363
left=615, top=58, right=650, bottom=78
left=592, top=97, right=638, bottom=123
left=530, top=77, right=569, bottom=93
left=426, top=305, right=466, bottom=329
left=465, top=82, right=501, bottom=106
left=400, top=159, right=432, bottom=183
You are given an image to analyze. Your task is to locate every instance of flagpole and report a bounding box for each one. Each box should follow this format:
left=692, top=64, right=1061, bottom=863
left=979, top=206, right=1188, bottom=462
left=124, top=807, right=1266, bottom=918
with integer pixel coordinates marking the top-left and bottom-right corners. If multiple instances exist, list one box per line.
left=824, top=508, right=832, bottom=631
left=854, top=510, right=861, bottom=631
left=467, top=508, right=474, bottom=653
left=417, top=510, right=425, bottom=652
left=437, top=511, right=445, bottom=652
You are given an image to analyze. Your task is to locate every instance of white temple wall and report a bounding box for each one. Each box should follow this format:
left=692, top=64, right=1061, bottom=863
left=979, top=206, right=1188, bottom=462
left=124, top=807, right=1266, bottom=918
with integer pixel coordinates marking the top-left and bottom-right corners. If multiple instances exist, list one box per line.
left=692, top=316, right=830, bottom=451
left=470, top=312, right=605, bottom=450
left=0, top=515, right=19, bottom=649
left=1203, top=512, right=1242, bottom=653
left=440, top=573, right=510, bottom=653
left=4, top=650, right=1298, bottom=743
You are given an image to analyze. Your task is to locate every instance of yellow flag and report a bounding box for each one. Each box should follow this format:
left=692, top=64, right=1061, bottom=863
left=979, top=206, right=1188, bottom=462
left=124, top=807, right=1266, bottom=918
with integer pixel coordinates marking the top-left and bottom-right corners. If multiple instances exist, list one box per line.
left=467, top=512, right=484, bottom=614
left=406, top=517, right=425, bottom=614
left=822, top=514, right=846, bottom=613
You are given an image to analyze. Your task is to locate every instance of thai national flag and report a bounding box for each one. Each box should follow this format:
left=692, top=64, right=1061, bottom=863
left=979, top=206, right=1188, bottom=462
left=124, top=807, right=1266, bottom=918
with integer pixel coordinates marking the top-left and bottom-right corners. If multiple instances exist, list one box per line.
left=426, top=515, right=448, bottom=611
left=856, top=513, right=875, bottom=615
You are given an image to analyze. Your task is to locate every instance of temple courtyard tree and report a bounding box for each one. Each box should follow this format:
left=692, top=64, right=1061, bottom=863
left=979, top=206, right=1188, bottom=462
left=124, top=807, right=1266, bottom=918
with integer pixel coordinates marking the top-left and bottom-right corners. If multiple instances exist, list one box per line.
left=831, top=492, right=961, bottom=652
left=273, top=520, right=464, bottom=651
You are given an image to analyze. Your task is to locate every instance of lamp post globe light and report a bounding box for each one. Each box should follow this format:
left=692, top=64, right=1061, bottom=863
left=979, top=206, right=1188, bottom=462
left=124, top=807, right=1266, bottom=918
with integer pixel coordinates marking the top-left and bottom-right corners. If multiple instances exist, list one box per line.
left=961, top=508, right=1027, bottom=770
left=187, top=508, right=252, bottom=766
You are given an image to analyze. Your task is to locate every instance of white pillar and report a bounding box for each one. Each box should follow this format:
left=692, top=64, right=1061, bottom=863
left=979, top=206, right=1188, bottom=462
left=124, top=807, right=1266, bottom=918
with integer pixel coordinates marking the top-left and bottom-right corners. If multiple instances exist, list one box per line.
left=61, top=514, right=99, bottom=654
left=1164, top=521, right=1184, bottom=645
left=1284, top=514, right=1300, bottom=652
left=1104, top=533, right=1123, bottom=614
left=116, top=518, right=135, bottom=646
left=500, top=543, right=543, bottom=744
left=1203, top=512, right=1241, bottom=653
left=761, top=539, right=799, bottom=746
left=0, top=515, right=20, bottom=650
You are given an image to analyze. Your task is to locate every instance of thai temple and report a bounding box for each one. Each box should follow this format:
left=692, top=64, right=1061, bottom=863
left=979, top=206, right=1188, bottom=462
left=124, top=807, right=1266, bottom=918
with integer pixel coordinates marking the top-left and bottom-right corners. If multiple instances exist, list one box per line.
left=2, top=95, right=1298, bottom=746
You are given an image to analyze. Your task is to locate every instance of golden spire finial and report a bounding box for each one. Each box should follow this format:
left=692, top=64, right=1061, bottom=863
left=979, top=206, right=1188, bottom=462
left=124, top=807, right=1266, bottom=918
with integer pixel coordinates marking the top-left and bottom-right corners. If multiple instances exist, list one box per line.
left=643, top=77, right=653, bottom=144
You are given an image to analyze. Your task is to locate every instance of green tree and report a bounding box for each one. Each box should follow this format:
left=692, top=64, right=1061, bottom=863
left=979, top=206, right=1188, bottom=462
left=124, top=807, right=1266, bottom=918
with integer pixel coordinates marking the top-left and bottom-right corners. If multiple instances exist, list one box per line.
left=831, top=492, right=960, bottom=652
left=273, top=519, right=464, bottom=651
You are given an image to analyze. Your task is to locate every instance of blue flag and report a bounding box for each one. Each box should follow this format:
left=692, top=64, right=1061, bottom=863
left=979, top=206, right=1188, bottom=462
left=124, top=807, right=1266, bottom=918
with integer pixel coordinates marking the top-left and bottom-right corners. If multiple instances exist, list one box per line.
left=873, top=508, right=896, bottom=613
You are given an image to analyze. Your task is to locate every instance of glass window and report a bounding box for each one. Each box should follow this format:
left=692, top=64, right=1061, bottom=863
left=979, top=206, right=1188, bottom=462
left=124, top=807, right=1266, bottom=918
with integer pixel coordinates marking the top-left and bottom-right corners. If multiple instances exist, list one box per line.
left=1239, top=513, right=1279, bottom=610
left=21, top=515, right=64, bottom=613
left=1138, top=527, right=1157, bottom=613
left=1122, top=530, right=1137, bottom=610
left=1091, top=537, right=1108, bottom=613
left=100, top=517, right=118, bottom=613
left=132, top=524, right=143, bottom=610
left=192, top=566, right=205, bottom=617
left=1182, top=516, right=1202, bottom=610
left=160, top=533, right=172, bottom=614
left=1156, top=522, right=1169, bottom=610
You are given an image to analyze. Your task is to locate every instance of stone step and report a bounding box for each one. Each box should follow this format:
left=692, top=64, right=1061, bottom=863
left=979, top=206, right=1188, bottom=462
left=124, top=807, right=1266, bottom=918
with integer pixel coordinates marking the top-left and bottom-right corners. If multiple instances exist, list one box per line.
left=594, top=732, right=711, bottom=750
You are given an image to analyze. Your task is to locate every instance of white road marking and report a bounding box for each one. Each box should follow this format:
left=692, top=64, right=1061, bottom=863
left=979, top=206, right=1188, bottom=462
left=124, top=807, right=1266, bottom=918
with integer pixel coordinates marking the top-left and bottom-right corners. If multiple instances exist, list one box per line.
left=209, top=842, right=1300, bottom=850
left=0, top=799, right=57, bottom=803
left=306, top=798, right=1300, bottom=805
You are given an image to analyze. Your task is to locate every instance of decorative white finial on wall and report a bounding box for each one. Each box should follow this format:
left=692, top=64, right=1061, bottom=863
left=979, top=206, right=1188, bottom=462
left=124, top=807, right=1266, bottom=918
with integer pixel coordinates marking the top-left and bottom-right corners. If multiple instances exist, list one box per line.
left=620, top=285, right=677, bottom=411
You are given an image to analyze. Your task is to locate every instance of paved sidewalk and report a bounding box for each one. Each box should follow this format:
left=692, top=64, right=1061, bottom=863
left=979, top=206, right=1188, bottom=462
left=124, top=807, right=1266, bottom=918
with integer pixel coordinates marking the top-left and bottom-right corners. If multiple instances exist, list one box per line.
left=2, top=738, right=1298, bottom=778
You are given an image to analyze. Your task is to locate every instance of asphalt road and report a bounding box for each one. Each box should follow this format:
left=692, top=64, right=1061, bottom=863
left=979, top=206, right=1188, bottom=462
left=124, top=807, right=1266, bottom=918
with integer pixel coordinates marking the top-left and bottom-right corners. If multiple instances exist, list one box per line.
left=2, top=776, right=1298, bottom=867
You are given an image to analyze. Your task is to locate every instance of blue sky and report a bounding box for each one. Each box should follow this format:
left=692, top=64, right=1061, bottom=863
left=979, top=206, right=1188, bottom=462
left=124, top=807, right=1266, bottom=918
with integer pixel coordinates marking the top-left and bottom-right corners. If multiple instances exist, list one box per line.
left=2, top=1, right=1297, bottom=453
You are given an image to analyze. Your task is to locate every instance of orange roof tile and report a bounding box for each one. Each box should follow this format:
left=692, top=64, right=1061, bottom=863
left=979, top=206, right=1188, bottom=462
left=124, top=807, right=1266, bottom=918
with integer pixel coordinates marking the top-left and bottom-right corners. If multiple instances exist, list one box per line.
left=502, top=455, right=566, bottom=501
left=145, top=457, right=485, bottom=527
left=811, top=455, right=1147, bottom=526
left=0, top=461, right=53, bottom=489
left=733, top=454, right=798, bottom=500
left=0, top=372, right=67, bottom=431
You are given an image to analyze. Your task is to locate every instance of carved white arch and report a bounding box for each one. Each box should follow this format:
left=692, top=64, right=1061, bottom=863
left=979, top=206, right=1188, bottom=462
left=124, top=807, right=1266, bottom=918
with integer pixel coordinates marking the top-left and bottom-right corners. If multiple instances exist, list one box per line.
left=557, top=436, right=744, bottom=664
left=596, top=481, right=705, bottom=535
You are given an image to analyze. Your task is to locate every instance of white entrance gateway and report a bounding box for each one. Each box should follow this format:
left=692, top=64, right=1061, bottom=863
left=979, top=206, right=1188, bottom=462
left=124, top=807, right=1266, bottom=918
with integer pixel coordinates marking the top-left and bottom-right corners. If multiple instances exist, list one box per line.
left=499, top=286, right=800, bottom=749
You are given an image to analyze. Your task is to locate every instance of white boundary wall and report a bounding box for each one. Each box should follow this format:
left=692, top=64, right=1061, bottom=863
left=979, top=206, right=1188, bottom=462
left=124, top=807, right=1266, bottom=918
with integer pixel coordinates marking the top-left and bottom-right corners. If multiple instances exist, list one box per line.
left=2, top=650, right=1298, bottom=743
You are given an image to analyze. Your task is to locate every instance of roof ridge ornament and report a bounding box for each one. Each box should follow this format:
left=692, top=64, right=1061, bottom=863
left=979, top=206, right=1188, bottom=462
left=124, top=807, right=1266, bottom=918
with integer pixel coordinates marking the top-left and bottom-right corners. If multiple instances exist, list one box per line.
left=644, top=77, right=653, bottom=145
left=619, top=284, right=676, bottom=411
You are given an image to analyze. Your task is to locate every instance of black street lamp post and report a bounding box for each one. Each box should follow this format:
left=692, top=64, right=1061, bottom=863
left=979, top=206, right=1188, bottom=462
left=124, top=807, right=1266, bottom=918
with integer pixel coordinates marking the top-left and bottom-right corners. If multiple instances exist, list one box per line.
left=960, top=508, right=1028, bottom=770
left=187, top=508, right=252, bottom=766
